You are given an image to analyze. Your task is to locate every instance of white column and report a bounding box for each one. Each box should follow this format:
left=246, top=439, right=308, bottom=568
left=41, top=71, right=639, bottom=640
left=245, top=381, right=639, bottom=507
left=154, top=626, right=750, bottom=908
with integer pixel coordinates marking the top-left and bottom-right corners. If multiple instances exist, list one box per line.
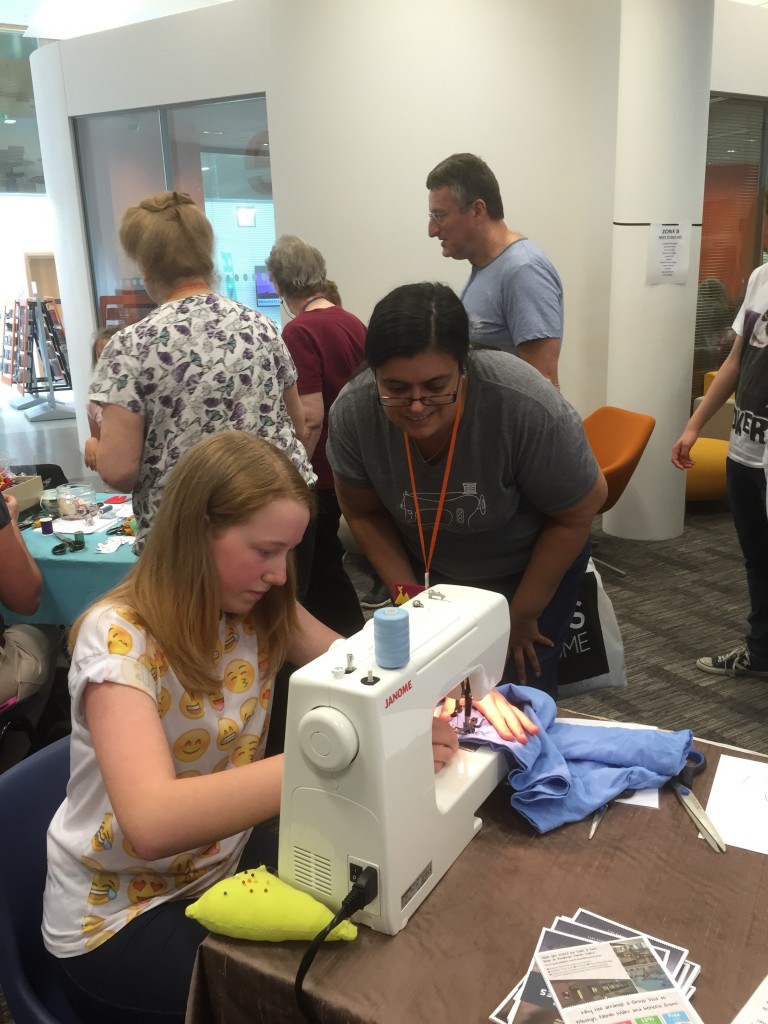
left=603, top=0, right=714, bottom=541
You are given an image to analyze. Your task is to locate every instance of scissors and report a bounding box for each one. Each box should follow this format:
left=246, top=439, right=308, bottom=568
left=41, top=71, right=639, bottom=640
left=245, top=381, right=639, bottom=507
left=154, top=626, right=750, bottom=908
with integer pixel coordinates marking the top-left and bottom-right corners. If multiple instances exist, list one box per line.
left=106, top=516, right=137, bottom=537
left=52, top=532, right=85, bottom=556
left=670, top=749, right=726, bottom=853
left=588, top=788, right=636, bottom=839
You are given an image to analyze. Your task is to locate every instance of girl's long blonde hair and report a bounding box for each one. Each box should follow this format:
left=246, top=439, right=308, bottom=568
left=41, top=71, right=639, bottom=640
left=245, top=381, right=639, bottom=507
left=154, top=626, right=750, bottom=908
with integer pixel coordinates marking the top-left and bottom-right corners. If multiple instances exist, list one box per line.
left=70, top=432, right=315, bottom=693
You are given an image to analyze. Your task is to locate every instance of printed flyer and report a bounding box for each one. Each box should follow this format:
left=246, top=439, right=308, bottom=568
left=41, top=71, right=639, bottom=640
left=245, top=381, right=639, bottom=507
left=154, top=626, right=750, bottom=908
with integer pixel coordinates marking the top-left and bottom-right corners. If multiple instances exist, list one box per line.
left=534, top=935, right=703, bottom=1024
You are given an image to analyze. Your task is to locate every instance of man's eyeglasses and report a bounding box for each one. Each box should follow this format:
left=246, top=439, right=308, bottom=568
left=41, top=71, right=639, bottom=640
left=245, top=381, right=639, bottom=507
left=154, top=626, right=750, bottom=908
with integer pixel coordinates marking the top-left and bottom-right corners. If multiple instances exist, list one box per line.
left=428, top=203, right=471, bottom=223
left=376, top=382, right=461, bottom=408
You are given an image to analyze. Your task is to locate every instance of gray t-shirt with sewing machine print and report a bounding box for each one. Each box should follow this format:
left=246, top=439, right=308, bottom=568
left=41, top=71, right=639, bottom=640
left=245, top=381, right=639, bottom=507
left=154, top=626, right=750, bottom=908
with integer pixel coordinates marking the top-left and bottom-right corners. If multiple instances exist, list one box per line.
left=326, top=349, right=597, bottom=582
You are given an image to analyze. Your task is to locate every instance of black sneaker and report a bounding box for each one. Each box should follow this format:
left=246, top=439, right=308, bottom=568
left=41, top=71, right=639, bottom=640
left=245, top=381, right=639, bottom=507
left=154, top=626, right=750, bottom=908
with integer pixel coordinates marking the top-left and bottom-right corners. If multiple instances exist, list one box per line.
left=360, top=579, right=391, bottom=609
left=696, top=644, right=768, bottom=677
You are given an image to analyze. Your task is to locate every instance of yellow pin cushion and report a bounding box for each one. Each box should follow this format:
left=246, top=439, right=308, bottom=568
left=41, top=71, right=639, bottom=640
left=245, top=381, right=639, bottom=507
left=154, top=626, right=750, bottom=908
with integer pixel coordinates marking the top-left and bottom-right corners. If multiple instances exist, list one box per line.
left=185, top=865, right=358, bottom=942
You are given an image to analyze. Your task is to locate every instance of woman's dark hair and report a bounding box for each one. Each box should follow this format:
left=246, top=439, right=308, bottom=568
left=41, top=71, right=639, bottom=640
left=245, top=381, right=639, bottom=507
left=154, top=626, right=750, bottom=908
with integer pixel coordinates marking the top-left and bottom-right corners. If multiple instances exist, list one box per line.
left=364, top=282, right=470, bottom=371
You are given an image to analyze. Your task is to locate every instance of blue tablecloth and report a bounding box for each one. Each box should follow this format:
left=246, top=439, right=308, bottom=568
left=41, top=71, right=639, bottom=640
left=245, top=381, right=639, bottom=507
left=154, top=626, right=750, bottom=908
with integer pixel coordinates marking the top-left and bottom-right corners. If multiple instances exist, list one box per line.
left=6, top=496, right=136, bottom=626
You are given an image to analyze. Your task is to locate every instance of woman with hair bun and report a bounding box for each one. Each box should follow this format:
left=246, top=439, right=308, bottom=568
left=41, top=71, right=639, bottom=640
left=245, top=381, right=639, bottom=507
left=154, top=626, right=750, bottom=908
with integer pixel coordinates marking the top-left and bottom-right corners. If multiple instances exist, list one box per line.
left=90, top=191, right=314, bottom=551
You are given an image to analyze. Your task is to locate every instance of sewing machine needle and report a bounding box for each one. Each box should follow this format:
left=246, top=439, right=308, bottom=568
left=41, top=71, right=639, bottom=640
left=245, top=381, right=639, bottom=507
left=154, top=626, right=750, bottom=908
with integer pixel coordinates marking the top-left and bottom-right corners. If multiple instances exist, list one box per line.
left=459, top=678, right=474, bottom=734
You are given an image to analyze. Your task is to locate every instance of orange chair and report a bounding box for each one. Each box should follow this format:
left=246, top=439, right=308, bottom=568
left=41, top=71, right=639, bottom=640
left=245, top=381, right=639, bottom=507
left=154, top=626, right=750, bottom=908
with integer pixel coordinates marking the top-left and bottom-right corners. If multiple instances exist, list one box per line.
left=582, top=405, right=656, bottom=575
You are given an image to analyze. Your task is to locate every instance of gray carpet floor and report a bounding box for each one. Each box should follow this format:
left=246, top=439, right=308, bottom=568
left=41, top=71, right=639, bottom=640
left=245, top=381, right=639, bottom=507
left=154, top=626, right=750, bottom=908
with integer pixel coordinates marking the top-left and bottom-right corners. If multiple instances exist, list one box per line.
left=564, top=504, right=768, bottom=755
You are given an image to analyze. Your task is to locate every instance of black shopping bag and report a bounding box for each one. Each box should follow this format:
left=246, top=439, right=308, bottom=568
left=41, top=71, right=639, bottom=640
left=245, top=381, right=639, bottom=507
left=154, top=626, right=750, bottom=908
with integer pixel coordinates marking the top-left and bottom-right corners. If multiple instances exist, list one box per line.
left=557, top=560, right=626, bottom=697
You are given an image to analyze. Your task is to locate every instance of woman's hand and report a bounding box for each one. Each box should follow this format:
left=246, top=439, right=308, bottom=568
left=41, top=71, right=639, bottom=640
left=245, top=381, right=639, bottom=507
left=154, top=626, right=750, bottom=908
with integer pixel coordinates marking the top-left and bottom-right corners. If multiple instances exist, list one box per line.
left=84, top=436, right=99, bottom=471
left=431, top=716, right=459, bottom=773
left=507, top=609, right=553, bottom=685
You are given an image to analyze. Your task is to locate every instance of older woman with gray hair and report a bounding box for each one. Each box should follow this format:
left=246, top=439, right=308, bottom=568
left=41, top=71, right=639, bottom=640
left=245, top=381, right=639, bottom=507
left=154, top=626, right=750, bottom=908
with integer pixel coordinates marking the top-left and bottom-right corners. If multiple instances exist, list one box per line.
left=265, top=235, right=365, bottom=637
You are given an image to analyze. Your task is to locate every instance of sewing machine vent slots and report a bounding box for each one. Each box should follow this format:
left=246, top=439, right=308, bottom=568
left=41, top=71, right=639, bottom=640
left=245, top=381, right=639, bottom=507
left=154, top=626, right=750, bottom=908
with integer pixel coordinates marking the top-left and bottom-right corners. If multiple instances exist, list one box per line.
left=292, top=848, right=333, bottom=897
left=278, top=584, right=511, bottom=935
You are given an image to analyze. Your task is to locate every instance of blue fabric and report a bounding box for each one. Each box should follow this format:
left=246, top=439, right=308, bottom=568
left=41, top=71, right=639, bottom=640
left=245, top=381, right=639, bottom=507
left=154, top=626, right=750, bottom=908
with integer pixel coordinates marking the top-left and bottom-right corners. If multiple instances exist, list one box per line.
left=460, top=684, right=693, bottom=833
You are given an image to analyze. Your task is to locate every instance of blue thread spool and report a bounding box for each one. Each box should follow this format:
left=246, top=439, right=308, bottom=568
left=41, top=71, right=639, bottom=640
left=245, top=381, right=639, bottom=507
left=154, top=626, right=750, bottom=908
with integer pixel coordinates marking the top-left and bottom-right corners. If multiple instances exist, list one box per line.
left=373, top=606, right=410, bottom=669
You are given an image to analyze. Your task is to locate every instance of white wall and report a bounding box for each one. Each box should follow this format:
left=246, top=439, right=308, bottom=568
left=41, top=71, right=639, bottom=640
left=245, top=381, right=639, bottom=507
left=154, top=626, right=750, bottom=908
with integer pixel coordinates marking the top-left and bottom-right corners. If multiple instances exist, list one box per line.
left=712, top=0, right=768, bottom=95
left=31, top=0, right=621, bottom=448
left=29, top=0, right=768, bottom=490
left=0, top=194, right=55, bottom=307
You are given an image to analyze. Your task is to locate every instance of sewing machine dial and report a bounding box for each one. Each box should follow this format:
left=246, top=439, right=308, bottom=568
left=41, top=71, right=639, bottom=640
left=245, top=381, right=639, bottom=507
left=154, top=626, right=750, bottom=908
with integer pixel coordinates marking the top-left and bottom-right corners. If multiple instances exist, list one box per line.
left=297, top=707, right=359, bottom=773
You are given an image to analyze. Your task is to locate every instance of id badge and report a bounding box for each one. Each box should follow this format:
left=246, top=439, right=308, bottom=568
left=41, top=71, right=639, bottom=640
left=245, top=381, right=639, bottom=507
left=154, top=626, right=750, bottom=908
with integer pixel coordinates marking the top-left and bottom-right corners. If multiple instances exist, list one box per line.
left=393, top=581, right=426, bottom=605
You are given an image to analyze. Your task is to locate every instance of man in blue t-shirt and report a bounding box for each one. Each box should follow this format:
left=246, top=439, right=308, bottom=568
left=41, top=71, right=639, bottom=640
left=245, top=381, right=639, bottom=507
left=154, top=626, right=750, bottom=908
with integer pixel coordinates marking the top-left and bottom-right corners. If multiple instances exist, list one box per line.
left=426, top=152, right=563, bottom=389
left=0, top=490, right=58, bottom=769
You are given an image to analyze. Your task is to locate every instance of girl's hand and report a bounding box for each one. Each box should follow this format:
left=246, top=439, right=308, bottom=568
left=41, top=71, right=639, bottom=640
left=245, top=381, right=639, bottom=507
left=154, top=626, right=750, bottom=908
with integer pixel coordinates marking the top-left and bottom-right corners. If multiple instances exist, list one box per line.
left=671, top=428, right=699, bottom=470
left=438, top=688, right=539, bottom=743
left=472, top=689, right=539, bottom=742
left=431, top=716, right=459, bottom=773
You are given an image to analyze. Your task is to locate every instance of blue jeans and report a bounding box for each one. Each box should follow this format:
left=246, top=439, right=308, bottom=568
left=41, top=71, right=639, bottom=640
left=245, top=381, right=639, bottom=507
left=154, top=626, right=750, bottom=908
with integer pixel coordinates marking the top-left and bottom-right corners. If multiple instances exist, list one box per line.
left=726, top=458, right=768, bottom=662
left=54, top=826, right=278, bottom=1024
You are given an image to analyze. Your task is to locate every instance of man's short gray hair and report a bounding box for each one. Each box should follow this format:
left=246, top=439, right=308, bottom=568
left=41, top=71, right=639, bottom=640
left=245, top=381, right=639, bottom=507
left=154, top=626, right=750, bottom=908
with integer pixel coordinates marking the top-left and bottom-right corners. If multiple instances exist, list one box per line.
left=426, top=153, right=504, bottom=221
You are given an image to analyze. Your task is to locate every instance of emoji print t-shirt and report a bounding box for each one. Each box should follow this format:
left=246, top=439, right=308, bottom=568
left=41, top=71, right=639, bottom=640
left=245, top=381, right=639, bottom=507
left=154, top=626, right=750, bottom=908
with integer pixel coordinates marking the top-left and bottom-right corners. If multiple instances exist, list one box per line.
left=43, top=604, right=274, bottom=957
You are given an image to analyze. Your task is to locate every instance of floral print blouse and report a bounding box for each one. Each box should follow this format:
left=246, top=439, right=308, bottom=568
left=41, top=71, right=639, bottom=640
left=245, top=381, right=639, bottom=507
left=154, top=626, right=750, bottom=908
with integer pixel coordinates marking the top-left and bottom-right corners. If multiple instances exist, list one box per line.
left=89, top=293, right=315, bottom=548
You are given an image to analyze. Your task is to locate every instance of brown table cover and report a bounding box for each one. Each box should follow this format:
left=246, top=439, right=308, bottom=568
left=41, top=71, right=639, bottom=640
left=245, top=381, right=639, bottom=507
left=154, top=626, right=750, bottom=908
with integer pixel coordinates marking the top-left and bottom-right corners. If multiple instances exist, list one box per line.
left=186, top=738, right=768, bottom=1024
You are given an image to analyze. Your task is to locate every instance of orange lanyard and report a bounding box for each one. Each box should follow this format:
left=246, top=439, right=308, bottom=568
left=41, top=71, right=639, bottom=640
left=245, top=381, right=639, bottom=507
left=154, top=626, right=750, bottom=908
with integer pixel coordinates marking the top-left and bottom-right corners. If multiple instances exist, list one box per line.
left=403, top=389, right=464, bottom=588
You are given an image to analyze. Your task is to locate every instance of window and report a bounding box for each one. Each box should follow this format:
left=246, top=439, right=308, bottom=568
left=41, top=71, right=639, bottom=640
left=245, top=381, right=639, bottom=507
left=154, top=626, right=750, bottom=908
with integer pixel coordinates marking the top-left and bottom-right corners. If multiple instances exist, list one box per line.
left=0, top=30, right=45, bottom=193
left=694, top=95, right=768, bottom=401
left=75, top=95, right=276, bottom=328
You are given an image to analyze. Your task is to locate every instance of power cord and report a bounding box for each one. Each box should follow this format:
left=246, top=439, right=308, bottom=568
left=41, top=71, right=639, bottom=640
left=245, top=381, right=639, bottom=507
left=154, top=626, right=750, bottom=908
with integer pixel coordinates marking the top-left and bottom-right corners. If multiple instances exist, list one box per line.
left=294, top=866, right=379, bottom=1024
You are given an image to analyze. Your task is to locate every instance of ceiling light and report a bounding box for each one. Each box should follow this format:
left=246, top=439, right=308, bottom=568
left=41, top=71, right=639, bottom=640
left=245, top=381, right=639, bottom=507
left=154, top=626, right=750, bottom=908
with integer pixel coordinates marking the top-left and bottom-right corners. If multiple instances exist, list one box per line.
left=23, top=0, right=237, bottom=41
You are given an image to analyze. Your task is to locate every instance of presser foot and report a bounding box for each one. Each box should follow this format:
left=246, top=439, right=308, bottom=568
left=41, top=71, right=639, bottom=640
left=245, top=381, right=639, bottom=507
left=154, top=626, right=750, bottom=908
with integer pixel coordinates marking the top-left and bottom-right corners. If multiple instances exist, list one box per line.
left=449, top=710, right=479, bottom=735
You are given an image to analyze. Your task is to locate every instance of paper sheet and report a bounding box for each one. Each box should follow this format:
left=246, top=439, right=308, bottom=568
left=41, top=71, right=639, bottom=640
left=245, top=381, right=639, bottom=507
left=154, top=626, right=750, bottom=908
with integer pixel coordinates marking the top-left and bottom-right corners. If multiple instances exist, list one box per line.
left=704, top=754, right=768, bottom=856
left=731, top=974, right=768, bottom=1024
left=535, top=936, right=703, bottom=1024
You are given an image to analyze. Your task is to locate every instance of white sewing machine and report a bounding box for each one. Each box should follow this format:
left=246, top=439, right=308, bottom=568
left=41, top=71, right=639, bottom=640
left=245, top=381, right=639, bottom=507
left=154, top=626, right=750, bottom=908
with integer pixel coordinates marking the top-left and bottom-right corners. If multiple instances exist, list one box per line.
left=278, top=584, right=510, bottom=935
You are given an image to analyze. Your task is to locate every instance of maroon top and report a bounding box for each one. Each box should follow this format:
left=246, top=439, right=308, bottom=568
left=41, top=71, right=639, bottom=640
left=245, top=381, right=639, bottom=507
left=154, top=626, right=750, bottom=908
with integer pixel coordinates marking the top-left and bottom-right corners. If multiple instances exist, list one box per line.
left=282, top=305, right=366, bottom=489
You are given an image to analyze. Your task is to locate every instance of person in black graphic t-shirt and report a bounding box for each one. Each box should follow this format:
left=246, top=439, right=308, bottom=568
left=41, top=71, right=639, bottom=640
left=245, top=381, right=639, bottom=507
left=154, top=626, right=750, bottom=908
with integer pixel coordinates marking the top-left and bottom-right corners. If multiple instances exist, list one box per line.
left=673, top=262, right=768, bottom=677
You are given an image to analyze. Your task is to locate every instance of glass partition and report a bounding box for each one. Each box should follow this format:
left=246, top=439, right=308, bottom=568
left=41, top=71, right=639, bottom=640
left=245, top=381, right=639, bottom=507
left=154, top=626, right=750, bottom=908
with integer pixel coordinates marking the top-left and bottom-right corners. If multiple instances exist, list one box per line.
left=695, top=96, right=768, bottom=403
left=75, top=95, right=276, bottom=329
left=0, top=30, right=46, bottom=194
left=77, top=109, right=166, bottom=326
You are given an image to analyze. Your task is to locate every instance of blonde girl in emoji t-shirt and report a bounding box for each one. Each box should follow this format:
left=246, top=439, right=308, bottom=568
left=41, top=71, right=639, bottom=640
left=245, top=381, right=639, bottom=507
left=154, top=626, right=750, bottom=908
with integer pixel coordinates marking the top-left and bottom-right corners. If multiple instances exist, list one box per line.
left=43, top=431, right=460, bottom=1024
left=42, top=434, right=343, bottom=1024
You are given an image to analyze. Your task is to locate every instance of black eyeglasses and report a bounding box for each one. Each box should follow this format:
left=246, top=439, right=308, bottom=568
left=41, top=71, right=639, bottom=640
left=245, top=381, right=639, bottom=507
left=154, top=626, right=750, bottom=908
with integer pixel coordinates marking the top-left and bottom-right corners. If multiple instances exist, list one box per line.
left=376, top=375, right=462, bottom=408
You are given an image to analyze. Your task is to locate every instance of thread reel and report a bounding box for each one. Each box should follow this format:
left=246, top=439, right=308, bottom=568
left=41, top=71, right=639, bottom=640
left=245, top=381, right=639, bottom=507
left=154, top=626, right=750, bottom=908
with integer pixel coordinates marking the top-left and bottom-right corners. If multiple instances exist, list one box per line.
left=373, top=606, right=410, bottom=669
